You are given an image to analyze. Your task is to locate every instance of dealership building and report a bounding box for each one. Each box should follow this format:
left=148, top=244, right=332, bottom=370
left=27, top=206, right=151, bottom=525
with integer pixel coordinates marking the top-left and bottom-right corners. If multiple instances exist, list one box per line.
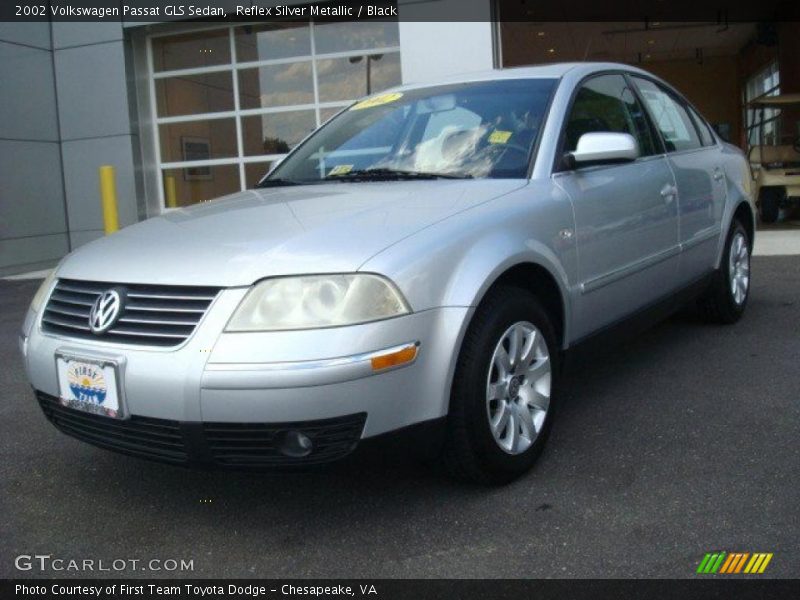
left=1, top=1, right=799, bottom=275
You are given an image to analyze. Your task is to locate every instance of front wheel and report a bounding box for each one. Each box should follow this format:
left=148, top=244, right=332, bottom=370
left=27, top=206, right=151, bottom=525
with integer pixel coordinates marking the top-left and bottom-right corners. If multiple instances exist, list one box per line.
left=442, top=286, right=559, bottom=484
left=698, top=220, right=751, bottom=324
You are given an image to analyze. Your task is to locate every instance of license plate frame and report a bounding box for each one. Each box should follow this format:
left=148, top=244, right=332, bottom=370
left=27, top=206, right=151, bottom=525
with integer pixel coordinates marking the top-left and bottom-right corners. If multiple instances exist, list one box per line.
left=55, top=353, right=126, bottom=419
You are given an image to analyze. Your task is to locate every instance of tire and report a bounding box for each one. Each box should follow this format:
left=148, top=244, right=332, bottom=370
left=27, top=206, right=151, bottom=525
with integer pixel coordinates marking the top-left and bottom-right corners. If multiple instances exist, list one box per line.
left=442, top=285, right=559, bottom=485
left=698, top=220, right=751, bottom=324
left=759, top=188, right=780, bottom=223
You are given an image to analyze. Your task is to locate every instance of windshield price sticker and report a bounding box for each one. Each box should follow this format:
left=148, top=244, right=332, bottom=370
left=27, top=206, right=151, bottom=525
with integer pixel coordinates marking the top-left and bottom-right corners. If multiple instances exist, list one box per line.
left=488, top=130, right=513, bottom=144
left=351, top=93, right=404, bottom=111
left=328, top=165, right=354, bottom=176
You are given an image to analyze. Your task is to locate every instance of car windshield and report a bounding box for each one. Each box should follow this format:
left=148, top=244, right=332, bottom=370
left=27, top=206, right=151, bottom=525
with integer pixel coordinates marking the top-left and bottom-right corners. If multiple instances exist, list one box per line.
left=261, top=78, right=557, bottom=185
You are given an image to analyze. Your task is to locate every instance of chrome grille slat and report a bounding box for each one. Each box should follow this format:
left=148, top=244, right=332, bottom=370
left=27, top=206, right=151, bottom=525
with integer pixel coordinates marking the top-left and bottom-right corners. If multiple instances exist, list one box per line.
left=118, top=316, right=198, bottom=326
left=45, top=304, right=89, bottom=318
left=108, top=328, right=188, bottom=339
left=127, top=292, right=217, bottom=301
left=42, top=279, right=220, bottom=347
left=55, top=283, right=104, bottom=295
left=125, top=304, right=207, bottom=314
left=43, top=315, right=91, bottom=331
left=50, top=292, right=95, bottom=307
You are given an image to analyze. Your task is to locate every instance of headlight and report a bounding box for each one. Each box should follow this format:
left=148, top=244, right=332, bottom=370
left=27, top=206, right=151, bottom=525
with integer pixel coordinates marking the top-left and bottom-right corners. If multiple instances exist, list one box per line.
left=226, top=274, right=411, bottom=332
left=30, top=269, right=57, bottom=313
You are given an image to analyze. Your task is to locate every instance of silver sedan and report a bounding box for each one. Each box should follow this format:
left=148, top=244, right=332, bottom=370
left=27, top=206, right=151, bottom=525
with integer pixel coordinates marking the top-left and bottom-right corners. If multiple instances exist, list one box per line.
left=21, top=63, right=754, bottom=483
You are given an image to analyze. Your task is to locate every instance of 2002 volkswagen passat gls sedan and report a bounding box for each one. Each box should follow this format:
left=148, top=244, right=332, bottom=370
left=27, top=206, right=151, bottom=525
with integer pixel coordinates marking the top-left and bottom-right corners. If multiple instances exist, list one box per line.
left=21, top=63, right=754, bottom=483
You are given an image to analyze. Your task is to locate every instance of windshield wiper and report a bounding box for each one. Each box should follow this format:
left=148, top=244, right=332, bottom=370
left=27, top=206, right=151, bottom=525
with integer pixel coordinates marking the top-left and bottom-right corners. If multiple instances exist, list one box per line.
left=324, top=168, right=472, bottom=182
left=256, top=178, right=303, bottom=188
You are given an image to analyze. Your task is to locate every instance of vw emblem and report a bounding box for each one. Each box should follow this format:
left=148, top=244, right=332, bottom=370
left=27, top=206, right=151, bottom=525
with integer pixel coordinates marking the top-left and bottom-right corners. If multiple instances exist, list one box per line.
left=88, top=289, right=123, bottom=334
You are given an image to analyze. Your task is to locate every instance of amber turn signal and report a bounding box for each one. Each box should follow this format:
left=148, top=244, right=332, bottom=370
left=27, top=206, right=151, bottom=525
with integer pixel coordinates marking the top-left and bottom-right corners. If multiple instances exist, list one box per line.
left=370, top=344, right=418, bottom=372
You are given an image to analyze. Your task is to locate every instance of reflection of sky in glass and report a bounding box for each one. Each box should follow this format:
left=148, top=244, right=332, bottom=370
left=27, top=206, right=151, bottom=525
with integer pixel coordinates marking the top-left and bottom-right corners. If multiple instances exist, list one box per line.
left=314, top=21, right=399, bottom=54
left=239, top=63, right=314, bottom=109
left=242, top=111, right=317, bottom=155
left=237, top=23, right=311, bottom=62
left=317, top=53, right=401, bottom=102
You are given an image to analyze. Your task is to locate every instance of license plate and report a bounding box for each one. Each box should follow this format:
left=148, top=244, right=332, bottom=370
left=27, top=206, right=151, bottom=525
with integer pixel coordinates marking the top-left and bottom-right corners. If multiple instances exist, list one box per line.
left=56, top=356, right=123, bottom=419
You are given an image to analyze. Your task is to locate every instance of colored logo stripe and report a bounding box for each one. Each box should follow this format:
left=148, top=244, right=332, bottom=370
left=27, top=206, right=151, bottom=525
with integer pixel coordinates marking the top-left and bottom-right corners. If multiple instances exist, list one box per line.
left=744, top=553, right=773, bottom=574
left=697, top=552, right=726, bottom=573
left=697, top=552, right=773, bottom=574
left=719, top=553, right=749, bottom=573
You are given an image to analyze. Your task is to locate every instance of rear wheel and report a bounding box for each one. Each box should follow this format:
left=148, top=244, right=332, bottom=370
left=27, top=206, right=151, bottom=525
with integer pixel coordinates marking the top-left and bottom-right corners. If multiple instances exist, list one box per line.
left=698, top=220, right=750, bottom=324
left=443, top=286, right=558, bottom=484
left=759, top=188, right=781, bottom=223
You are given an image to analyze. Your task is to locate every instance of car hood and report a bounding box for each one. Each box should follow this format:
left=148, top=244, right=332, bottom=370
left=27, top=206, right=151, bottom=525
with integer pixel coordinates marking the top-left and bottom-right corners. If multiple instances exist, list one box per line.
left=58, top=180, right=525, bottom=287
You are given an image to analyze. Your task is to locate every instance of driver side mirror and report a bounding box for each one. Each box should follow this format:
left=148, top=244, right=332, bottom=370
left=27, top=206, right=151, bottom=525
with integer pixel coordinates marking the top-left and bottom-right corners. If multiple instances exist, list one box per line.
left=563, top=132, right=639, bottom=170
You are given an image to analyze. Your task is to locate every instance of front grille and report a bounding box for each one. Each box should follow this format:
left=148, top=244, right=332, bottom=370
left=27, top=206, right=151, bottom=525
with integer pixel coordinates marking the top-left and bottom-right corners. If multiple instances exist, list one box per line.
left=203, top=414, right=367, bottom=467
left=41, top=278, right=220, bottom=347
left=36, top=392, right=367, bottom=468
left=37, top=392, right=189, bottom=464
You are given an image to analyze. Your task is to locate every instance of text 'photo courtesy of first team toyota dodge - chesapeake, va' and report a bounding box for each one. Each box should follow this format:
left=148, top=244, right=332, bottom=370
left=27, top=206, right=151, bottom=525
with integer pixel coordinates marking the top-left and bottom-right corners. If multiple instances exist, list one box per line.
left=20, top=63, right=754, bottom=484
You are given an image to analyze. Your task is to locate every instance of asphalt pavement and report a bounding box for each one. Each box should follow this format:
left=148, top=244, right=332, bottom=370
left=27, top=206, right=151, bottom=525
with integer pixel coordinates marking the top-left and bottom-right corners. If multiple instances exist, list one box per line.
left=2, top=257, right=798, bottom=579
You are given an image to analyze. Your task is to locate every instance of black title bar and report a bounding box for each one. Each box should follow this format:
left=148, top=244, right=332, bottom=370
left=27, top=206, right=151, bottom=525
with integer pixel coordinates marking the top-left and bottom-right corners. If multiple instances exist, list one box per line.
left=4, top=579, right=800, bottom=600
left=3, top=0, right=800, bottom=23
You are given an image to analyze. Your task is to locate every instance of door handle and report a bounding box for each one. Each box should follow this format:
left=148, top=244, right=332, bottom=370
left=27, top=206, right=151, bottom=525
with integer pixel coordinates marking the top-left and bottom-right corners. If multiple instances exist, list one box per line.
left=713, top=168, right=724, bottom=182
left=660, top=184, right=678, bottom=202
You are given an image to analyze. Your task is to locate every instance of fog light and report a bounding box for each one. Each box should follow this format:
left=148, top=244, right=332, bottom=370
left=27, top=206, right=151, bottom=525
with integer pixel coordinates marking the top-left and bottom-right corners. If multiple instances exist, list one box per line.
left=278, top=430, right=313, bottom=457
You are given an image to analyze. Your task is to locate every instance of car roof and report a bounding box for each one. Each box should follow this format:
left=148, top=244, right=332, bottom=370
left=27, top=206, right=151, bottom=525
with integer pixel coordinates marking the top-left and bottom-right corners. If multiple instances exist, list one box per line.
left=396, top=62, right=655, bottom=90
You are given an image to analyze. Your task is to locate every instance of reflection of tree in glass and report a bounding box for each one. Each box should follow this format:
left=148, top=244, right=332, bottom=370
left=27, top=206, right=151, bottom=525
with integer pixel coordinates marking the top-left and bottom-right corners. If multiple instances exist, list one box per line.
left=263, top=136, right=290, bottom=154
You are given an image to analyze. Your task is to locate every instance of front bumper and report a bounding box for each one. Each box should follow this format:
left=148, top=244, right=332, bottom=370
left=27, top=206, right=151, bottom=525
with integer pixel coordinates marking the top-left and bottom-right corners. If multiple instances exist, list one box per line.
left=36, top=391, right=368, bottom=467
left=23, top=291, right=470, bottom=463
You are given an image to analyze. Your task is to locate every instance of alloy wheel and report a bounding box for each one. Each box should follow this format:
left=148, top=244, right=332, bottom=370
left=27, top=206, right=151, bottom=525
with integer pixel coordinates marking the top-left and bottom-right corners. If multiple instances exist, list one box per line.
left=728, top=231, right=750, bottom=305
left=485, top=321, right=551, bottom=455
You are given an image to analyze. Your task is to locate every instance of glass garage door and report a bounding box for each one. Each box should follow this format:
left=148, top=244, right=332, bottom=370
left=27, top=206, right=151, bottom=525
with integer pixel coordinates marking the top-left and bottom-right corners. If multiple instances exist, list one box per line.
left=148, top=19, right=401, bottom=208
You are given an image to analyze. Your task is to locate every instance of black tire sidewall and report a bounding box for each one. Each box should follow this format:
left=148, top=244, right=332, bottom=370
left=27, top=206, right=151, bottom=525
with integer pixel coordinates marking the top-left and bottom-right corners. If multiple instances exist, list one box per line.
left=454, top=288, right=559, bottom=479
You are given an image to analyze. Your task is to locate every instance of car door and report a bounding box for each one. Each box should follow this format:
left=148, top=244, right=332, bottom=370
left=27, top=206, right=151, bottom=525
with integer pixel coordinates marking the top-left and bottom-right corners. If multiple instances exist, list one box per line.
left=553, top=73, right=680, bottom=341
left=630, top=76, right=726, bottom=285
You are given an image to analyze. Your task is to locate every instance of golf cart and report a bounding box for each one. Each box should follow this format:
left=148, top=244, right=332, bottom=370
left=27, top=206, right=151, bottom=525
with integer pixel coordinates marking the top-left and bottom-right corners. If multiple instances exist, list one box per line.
left=746, top=94, right=800, bottom=223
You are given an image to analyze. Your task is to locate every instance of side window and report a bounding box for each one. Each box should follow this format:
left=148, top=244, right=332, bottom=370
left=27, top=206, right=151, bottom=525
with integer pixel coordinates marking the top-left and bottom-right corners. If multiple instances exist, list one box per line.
left=687, top=106, right=716, bottom=146
left=631, top=77, right=702, bottom=152
left=564, top=74, right=658, bottom=157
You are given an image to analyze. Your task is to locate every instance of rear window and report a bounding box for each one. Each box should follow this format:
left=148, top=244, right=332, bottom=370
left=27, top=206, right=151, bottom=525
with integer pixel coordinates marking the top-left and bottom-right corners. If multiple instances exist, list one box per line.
left=632, top=76, right=703, bottom=153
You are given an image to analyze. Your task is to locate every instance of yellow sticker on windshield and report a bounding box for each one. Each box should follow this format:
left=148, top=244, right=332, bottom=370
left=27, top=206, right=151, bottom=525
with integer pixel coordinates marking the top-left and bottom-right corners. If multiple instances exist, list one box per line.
left=351, top=92, right=404, bottom=110
left=328, top=164, right=353, bottom=176
left=488, top=130, right=513, bottom=144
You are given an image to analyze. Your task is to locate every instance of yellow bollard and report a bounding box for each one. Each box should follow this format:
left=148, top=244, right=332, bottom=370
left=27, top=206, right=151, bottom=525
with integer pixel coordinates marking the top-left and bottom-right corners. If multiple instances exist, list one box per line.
left=98, top=165, right=120, bottom=235
left=164, top=175, right=178, bottom=208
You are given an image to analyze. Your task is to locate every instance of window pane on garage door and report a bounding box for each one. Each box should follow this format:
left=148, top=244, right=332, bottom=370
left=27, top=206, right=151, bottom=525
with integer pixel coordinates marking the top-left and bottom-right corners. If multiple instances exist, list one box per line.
left=161, top=164, right=240, bottom=208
